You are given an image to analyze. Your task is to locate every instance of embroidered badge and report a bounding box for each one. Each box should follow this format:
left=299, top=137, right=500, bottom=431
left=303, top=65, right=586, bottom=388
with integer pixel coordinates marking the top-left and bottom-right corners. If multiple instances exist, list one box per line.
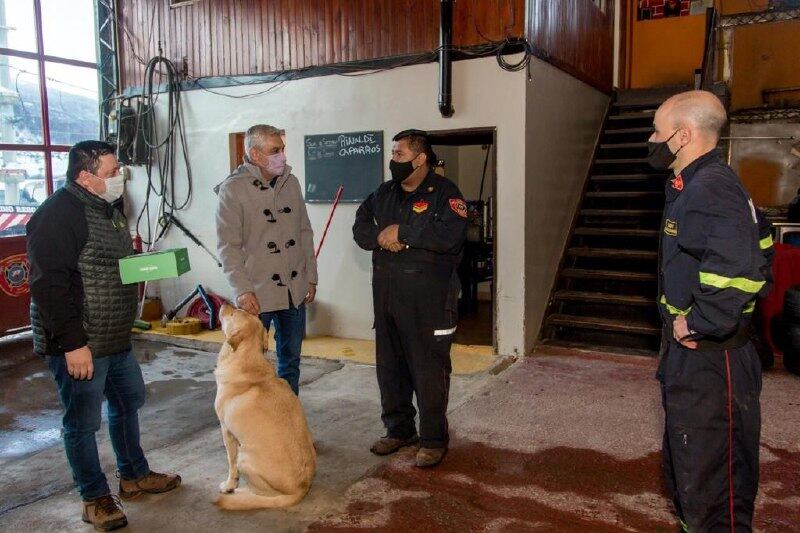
left=0, top=253, right=30, bottom=297
left=664, top=219, right=678, bottom=236
left=412, top=200, right=429, bottom=214
left=671, top=175, right=684, bottom=191
left=449, top=198, right=468, bottom=218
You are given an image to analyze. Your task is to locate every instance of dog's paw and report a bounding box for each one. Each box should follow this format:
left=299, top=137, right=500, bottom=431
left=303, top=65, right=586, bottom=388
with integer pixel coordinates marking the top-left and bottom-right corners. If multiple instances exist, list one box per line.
left=219, top=479, right=238, bottom=493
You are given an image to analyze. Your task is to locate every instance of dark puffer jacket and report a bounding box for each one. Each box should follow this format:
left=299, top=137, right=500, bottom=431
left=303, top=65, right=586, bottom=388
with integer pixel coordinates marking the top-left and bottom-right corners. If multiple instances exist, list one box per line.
left=27, top=182, right=138, bottom=357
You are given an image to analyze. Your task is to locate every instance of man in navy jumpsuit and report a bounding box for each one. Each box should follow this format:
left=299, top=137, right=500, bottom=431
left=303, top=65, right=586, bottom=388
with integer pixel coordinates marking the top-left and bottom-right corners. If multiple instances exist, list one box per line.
left=648, top=90, right=773, bottom=531
left=353, top=129, right=467, bottom=468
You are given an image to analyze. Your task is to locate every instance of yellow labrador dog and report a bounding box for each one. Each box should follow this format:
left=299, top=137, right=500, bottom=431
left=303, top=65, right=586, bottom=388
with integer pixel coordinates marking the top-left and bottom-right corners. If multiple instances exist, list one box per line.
left=214, top=304, right=316, bottom=510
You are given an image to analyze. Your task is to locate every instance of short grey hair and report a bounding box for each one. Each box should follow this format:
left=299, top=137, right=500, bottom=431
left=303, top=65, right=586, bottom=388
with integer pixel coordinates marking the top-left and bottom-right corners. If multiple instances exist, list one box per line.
left=244, top=124, right=285, bottom=154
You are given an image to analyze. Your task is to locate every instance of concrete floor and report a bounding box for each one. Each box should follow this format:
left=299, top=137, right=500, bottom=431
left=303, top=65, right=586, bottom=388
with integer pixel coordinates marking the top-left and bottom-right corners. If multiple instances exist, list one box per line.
left=1, top=337, right=798, bottom=532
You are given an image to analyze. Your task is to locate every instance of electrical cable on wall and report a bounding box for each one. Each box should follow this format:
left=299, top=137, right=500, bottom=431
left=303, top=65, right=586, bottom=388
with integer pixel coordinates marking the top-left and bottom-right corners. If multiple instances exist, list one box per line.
left=133, top=54, right=194, bottom=250
left=174, top=38, right=537, bottom=100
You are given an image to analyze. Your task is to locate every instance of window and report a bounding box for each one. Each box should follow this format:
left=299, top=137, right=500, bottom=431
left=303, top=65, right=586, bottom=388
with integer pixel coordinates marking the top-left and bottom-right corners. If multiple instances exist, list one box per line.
left=0, top=0, right=101, bottom=237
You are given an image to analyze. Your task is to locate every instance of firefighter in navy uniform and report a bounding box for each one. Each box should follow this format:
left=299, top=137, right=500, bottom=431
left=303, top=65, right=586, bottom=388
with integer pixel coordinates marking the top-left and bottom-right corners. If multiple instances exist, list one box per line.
left=353, top=129, right=467, bottom=468
left=649, top=91, right=772, bottom=532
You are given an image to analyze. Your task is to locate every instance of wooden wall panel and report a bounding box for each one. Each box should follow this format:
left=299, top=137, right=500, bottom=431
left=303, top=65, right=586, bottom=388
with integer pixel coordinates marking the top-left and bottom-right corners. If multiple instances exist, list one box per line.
left=119, top=0, right=525, bottom=88
left=118, top=0, right=609, bottom=94
left=527, top=0, right=614, bottom=92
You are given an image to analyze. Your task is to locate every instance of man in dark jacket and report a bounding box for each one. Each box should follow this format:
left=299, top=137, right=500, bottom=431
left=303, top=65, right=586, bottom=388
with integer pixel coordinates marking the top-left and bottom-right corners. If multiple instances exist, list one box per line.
left=27, top=141, right=180, bottom=531
left=353, top=129, right=467, bottom=468
left=648, top=91, right=771, bottom=531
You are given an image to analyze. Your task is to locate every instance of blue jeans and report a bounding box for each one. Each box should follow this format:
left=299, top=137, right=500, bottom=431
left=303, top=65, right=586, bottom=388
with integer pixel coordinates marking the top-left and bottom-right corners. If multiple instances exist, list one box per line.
left=259, top=303, right=305, bottom=395
left=46, top=349, right=150, bottom=501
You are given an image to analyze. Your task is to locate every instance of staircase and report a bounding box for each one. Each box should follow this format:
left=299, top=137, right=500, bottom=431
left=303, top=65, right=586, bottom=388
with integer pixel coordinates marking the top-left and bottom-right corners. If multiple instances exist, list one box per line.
left=539, top=89, right=684, bottom=355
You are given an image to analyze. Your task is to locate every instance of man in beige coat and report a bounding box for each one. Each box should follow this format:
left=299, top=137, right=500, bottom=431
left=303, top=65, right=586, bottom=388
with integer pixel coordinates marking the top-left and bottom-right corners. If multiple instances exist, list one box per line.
left=215, top=124, right=317, bottom=395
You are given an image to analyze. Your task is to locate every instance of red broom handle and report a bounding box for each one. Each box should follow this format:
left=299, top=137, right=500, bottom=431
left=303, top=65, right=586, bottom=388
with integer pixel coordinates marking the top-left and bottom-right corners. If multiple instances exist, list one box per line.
left=315, top=185, right=344, bottom=258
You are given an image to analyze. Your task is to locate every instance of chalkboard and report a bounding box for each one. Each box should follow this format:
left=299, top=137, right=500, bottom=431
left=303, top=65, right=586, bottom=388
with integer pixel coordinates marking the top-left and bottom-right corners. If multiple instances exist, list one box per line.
left=304, top=131, right=384, bottom=203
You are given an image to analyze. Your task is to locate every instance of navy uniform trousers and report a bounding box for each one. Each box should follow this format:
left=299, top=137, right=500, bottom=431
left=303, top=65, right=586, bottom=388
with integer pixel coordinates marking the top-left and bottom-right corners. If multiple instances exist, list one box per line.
left=373, top=261, right=458, bottom=449
left=659, top=340, right=761, bottom=532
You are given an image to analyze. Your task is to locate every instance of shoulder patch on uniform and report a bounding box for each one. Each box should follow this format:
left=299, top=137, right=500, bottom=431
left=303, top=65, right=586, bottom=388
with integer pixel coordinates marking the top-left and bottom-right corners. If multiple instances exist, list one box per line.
left=664, top=219, right=678, bottom=236
left=412, top=200, right=429, bottom=214
left=449, top=198, right=468, bottom=218
left=671, top=175, right=684, bottom=191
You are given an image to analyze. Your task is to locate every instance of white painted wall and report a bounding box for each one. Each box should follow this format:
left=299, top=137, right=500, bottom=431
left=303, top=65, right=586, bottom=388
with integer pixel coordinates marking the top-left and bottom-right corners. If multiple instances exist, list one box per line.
left=523, top=59, right=609, bottom=351
left=126, top=56, right=529, bottom=356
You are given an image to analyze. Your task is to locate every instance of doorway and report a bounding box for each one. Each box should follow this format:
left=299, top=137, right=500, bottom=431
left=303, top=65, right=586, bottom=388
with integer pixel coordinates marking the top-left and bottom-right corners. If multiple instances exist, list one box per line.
left=428, top=128, right=496, bottom=350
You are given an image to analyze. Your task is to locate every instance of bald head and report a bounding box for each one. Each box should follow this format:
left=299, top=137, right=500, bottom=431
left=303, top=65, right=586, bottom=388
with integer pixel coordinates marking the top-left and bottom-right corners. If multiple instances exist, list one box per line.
left=661, top=90, right=727, bottom=142
left=649, top=90, right=727, bottom=175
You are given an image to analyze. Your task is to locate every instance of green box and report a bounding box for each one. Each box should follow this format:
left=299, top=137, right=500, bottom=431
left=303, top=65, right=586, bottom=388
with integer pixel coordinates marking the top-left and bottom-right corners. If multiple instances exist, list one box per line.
left=118, top=248, right=191, bottom=284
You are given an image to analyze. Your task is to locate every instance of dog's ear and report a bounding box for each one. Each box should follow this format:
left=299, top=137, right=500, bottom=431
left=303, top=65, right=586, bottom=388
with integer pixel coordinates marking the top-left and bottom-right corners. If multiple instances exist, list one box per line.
left=225, top=320, right=246, bottom=350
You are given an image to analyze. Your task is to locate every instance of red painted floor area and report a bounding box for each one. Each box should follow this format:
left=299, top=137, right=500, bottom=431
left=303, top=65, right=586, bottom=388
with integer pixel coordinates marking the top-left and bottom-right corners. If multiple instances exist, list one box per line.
left=310, top=348, right=800, bottom=532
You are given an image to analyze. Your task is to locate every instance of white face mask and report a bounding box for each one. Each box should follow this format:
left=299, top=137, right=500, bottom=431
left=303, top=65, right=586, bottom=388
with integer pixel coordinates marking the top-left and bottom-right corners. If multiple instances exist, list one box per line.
left=99, top=172, right=125, bottom=203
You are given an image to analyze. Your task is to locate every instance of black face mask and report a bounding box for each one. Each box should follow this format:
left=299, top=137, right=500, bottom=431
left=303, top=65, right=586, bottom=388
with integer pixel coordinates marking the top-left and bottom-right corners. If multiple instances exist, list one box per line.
left=389, top=159, right=416, bottom=183
left=647, top=130, right=682, bottom=170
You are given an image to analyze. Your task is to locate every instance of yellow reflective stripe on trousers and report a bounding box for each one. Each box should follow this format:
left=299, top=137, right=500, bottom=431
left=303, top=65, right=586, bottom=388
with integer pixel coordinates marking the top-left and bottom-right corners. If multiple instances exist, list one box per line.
left=743, top=300, right=756, bottom=314
left=759, top=235, right=774, bottom=249
left=660, top=295, right=691, bottom=316
left=699, top=272, right=765, bottom=294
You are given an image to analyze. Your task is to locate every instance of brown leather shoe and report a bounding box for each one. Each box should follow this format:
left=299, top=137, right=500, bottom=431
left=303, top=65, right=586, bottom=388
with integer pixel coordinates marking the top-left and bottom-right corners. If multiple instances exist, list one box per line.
left=119, top=470, right=181, bottom=500
left=369, top=435, right=419, bottom=456
left=416, top=447, right=447, bottom=467
left=82, top=495, right=127, bottom=531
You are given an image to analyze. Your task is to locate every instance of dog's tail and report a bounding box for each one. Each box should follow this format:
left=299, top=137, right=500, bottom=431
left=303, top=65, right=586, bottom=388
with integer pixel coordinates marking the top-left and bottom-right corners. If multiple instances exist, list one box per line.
left=215, top=487, right=306, bottom=510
